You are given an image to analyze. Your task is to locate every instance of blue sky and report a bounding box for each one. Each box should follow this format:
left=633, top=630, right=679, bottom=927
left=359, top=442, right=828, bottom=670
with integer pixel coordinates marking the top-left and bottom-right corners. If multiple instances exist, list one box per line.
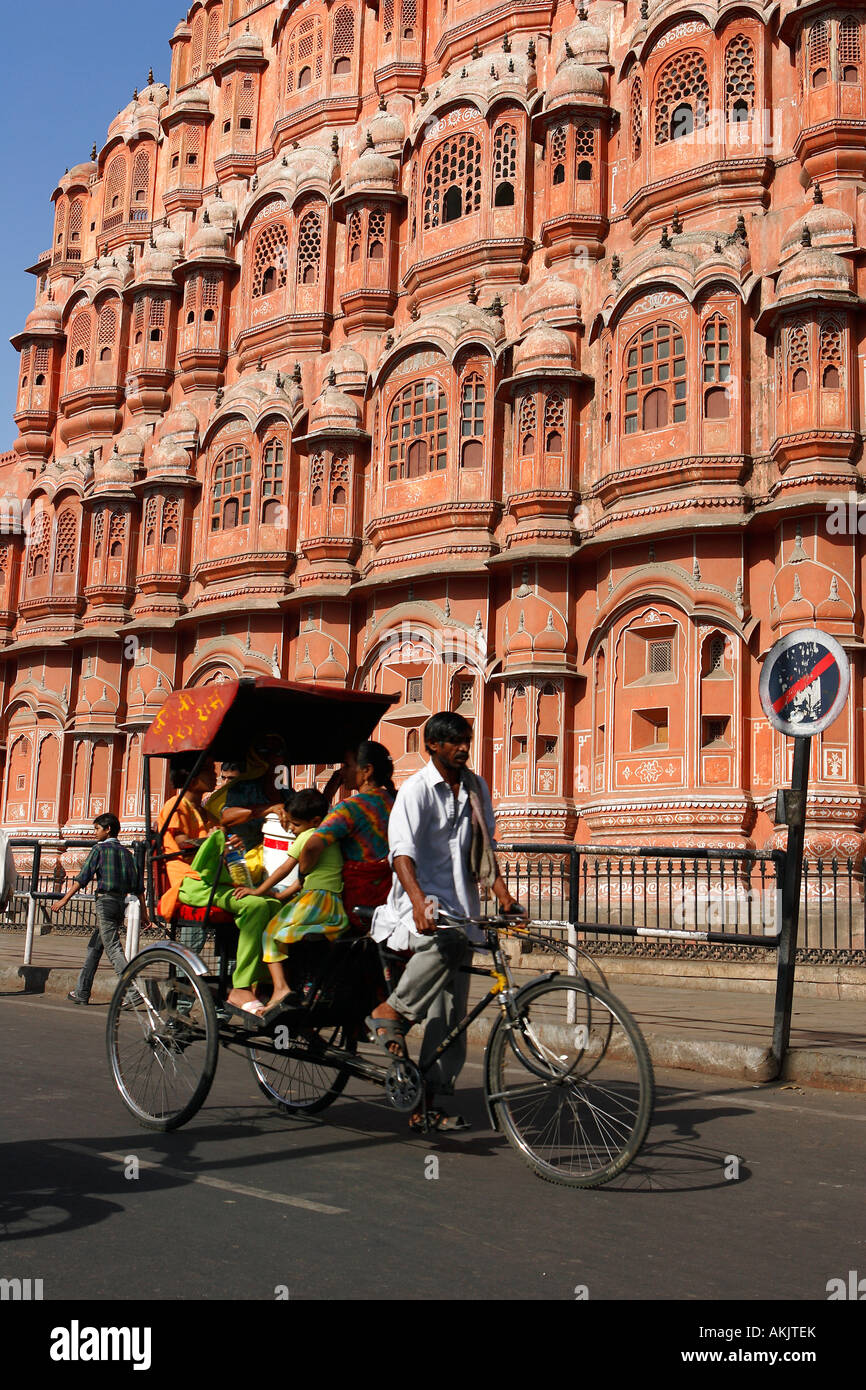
left=0, top=1, right=183, bottom=449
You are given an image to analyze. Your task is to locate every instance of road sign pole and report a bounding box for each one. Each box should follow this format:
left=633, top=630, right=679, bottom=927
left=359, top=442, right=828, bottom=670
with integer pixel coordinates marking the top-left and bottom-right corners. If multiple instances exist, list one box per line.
left=770, top=734, right=811, bottom=1076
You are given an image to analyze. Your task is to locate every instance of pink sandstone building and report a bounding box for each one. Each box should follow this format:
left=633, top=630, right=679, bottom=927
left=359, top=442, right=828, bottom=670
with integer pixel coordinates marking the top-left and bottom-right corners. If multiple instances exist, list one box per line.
left=2, top=0, right=864, bottom=861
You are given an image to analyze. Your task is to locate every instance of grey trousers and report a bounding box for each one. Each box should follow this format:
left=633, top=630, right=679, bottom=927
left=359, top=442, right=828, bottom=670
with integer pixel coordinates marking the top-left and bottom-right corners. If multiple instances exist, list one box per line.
left=388, top=927, right=472, bottom=1094
left=75, top=894, right=129, bottom=999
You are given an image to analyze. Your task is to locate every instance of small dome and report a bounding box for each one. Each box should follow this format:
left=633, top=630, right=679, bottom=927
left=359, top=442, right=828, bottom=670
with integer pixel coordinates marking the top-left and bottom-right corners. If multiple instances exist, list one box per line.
left=149, top=436, right=190, bottom=473
left=559, top=14, right=610, bottom=67
left=168, top=85, right=210, bottom=116
left=139, top=231, right=178, bottom=280
left=549, top=58, right=605, bottom=104
left=25, top=299, right=63, bottom=334
left=369, top=101, right=406, bottom=152
left=523, top=275, right=580, bottom=330
left=224, top=27, right=263, bottom=62
left=309, top=380, right=362, bottom=432
left=776, top=247, right=853, bottom=300
left=513, top=321, right=574, bottom=373
left=781, top=203, right=855, bottom=258
left=138, top=82, right=169, bottom=110
left=329, top=343, right=368, bottom=392
left=65, top=160, right=97, bottom=185
left=116, top=428, right=146, bottom=463
left=345, top=142, right=399, bottom=194
left=161, top=400, right=200, bottom=440
left=188, top=210, right=230, bottom=259
left=95, top=445, right=135, bottom=487
left=204, top=189, right=236, bottom=234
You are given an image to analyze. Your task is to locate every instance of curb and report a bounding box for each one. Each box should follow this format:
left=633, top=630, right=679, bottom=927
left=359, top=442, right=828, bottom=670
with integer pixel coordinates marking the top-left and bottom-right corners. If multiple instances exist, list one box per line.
left=4, top=964, right=865, bottom=1093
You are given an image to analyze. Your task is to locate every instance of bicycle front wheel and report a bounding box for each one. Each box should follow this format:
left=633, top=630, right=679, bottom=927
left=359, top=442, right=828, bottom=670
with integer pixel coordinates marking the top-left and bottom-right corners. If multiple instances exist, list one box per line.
left=106, top=947, right=219, bottom=1131
left=485, top=978, right=654, bottom=1188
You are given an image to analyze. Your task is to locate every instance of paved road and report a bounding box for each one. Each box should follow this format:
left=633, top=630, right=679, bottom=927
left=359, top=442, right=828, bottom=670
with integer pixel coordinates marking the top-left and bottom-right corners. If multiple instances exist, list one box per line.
left=2, top=992, right=864, bottom=1305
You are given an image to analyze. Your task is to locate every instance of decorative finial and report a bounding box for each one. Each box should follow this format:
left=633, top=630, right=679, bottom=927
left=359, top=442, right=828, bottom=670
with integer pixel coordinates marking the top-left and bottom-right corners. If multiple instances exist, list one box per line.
left=671, top=208, right=683, bottom=235
left=611, top=253, right=621, bottom=279
left=275, top=370, right=283, bottom=389
left=640, top=0, right=648, bottom=18
left=215, top=385, right=224, bottom=407
left=148, top=68, right=154, bottom=85
left=91, top=142, right=97, bottom=161
left=508, top=58, right=514, bottom=72
left=472, top=38, right=481, bottom=59
left=251, top=173, right=259, bottom=190
left=735, top=210, right=747, bottom=241
left=366, top=130, right=374, bottom=149
left=409, top=301, right=420, bottom=320
left=292, top=140, right=300, bottom=149
left=578, top=2, right=588, bottom=18
left=713, top=237, right=721, bottom=253
left=282, top=154, right=288, bottom=166
left=127, top=245, right=135, bottom=263
left=801, top=224, right=812, bottom=247
left=327, top=366, right=337, bottom=386
left=468, top=279, right=479, bottom=304
left=490, top=64, right=498, bottom=79
left=258, top=356, right=264, bottom=371
left=379, top=94, right=387, bottom=110
left=488, top=294, right=504, bottom=318
left=693, top=555, right=701, bottom=582
left=293, top=362, right=302, bottom=384
left=419, top=88, right=428, bottom=105
left=660, top=225, right=671, bottom=248
left=203, top=209, right=210, bottom=224
left=813, top=181, right=823, bottom=205
left=502, top=33, right=511, bottom=53
left=385, top=332, right=394, bottom=349
left=460, top=67, right=467, bottom=78
left=527, top=39, right=536, bottom=64
left=565, top=40, right=574, bottom=59
left=133, top=88, right=138, bottom=102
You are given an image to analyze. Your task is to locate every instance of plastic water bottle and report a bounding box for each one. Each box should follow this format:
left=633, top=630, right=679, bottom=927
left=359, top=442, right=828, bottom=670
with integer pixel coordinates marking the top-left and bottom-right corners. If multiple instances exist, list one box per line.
left=225, top=843, right=253, bottom=888
left=424, top=895, right=439, bottom=926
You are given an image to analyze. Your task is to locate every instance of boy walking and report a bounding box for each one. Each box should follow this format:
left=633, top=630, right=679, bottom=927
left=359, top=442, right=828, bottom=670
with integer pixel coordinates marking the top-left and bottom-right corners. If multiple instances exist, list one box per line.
left=52, top=813, right=147, bottom=1005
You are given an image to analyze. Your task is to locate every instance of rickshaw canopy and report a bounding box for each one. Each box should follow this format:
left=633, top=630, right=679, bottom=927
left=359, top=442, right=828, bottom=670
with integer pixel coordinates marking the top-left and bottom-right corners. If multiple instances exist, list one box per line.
left=142, top=677, right=399, bottom=764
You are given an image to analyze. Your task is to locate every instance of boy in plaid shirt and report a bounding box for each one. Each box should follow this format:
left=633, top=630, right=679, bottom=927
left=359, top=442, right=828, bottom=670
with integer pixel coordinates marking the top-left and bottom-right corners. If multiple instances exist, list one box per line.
left=52, top=813, right=147, bottom=1005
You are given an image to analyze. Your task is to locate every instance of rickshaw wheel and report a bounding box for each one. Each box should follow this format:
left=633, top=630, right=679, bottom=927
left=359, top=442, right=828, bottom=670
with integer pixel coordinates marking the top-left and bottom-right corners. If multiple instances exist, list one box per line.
left=106, top=947, right=219, bottom=1131
left=248, top=1022, right=357, bottom=1115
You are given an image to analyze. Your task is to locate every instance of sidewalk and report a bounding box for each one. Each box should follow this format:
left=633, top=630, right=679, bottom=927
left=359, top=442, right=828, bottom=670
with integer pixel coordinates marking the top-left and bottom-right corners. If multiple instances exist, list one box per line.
left=1, top=929, right=864, bottom=1092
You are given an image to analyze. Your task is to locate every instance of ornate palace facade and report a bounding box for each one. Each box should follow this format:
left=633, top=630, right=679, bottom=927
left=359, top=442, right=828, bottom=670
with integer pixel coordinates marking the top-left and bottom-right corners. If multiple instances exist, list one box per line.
left=2, top=0, right=864, bottom=854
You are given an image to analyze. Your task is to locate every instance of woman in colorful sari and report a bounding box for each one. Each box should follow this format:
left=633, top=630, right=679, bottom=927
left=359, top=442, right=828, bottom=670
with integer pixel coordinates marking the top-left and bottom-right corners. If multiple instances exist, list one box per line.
left=156, top=760, right=217, bottom=919
left=296, top=741, right=396, bottom=932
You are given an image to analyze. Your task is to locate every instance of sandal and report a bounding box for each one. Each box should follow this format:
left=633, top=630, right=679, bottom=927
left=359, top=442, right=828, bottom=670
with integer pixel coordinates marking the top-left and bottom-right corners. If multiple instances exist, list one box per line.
left=365, top=1013, right=410, bottom=1059
left=408, top=1108, right=470, bottom=1134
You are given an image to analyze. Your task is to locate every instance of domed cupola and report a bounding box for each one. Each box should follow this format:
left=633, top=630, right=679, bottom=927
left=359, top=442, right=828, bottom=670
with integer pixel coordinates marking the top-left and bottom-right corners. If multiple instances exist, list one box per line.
left=369, top=98, right=406, bottom=158
left=294, top=369, right=369, bottom=590
left=513, top=322, right=575, bottom=376
left=780, top=188, right=855, bottom=262
left=776, top=244, right=853, bottom=303
left=345, top=136, right=400, bottom=196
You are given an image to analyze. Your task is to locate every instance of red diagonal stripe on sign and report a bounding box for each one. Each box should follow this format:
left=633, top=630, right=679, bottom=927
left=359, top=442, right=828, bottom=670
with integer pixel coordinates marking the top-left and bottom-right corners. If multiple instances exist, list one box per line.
left=772, top=651, right=835, bottom=713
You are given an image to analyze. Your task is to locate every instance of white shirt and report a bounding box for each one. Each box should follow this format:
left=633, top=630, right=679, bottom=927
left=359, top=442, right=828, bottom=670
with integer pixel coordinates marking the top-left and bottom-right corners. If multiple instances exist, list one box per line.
left=372, top=758, right=498, bottom=950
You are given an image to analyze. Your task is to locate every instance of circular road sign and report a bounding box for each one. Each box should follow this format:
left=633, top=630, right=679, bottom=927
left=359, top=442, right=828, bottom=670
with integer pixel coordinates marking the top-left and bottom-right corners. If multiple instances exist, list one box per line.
left=760, top=628, right=850, bottom=738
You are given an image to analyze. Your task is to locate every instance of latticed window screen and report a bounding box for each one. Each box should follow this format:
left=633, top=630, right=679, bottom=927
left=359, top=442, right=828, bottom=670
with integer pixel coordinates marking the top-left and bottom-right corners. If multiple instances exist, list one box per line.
left=98, top=303, right=117, bottom=349
left=493, top=124, right=517, bottom=184
left=550, top=125, right=567, bottom=183
left=423, top=132, right=482, bottom=229
left=330, top=455, right=349, bottom=503
left=401, top=0, right=416, bottom=34
left=387, top=380, right=448, bottom=479
left=205, top=6, right=220, bottom=64
left=27, top=509, right=50, bottom=576
left=211, top=445, right=252, bottom=530
left=624, top=323, right=687, bottom=432
left=143, top=496, right=158, bottom=546
left=518, top=394, right=537, bottom=452
left=654, top=50, right=709, bottom=144
left=725, top=34, right=755, bottom=118
left=252, top=221, right=289, bottom=296
left=222, top=78, right=234, bottom=121
left=297, top=210, right=322, bottom=284
left=383, top=0, right=394, bottom=38
left=602, top=342, right=612, bottom=442
left=238, top=75, right=256, bottom=122
left=368, top=206, right=386, bottom=257
left=710, top=634, right=726, bottom=671
left=55, top=202, right=66, bottom=245
left=839, top=16, right=861, bottom=79
left=786, top=320, right=810, bottom=389
left=131, top=149, right=150, bottom=208
left=576, top=124, right=595, bottom=159
left=69, top=313, right=91, bottom=367
left=104, top=155, right=127, bottom=213
left=203, top=275, right=219, bottom=308
left=807, top=20, right=830, bottom=83
left=285, top=16, right=324, bottom=93
left=34, top=344, right=50, bottom=374
left=544, top=393, right=565, bottom=450
left=332, top=6, right=354, bottom=59
left=820, top=316, right=844, bottom=386
left=93, top=510, right=105, bottom=557
left=348, top=209, right=362, bottom=261
left=310, top=453, right=325, bottom=503
left=186, top=125, right=201, bottom=165
left=162, top=496, right=179, bottom=544
left=134, top=297, right=145, bottom=338
left=68, top=200, right=83, bottom=246
left=648, top=639, right=672, bottom=674
left=702, top=315, right=730, bottom=382
left=150, top=298, right=166, bottom=328
left=631, top=77, right=643, bottom=158
left=108, top=511, right=126, bottom=558
left=55, top=510, right=78, bottom=575
left=190, top=11, right=205, bottom=79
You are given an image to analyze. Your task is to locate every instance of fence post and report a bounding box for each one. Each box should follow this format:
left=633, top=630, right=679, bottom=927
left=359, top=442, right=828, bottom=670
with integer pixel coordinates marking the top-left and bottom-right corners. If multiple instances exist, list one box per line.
left=22, top=842, right=42, bottom=966
left=770, top=735, right=811, bottom=1076
left=124, top=896, right=141, bottom=961
left=567, top=846, right=580, bottom=1023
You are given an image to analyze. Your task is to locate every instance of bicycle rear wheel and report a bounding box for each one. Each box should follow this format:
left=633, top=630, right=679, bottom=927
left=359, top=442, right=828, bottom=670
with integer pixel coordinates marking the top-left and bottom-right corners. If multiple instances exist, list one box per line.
left=106, top=947, right=219, bottom=1131
left=485, top=977, right=654, bottom=1188
left=248, top=1022, right=356, bottom=1115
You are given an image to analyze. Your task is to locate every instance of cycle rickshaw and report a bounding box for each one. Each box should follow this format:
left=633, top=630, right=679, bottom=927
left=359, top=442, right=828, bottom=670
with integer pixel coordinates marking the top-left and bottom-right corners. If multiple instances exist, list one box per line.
left=107, top=676, right=654, bottom=1188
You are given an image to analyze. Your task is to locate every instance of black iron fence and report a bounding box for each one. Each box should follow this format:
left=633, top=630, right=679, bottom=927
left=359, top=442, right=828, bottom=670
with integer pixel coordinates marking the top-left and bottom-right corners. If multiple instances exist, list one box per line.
left=1, top=839, right=158, bottom=949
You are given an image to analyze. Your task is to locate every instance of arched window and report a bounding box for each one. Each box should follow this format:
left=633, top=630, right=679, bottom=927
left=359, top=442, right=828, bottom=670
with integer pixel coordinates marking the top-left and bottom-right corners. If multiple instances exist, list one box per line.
left=330, top=455, right=349, bottom=505
left=252, top=221, right=289, bottom=297
left=575, top=124, right=594, bottom=181
left=550, top=125, right=567, bottom=186
left=367, top=206, right=386, bottom=260
left=162, top=496, right=179, bottom=547
left=97, top=302, right=117, bottom=361
left=839, top=16, right=862, bottom=82
left=808, top=20, right=830, bottom=87
left=310, top=453, right=324, bottom=506
left=332, top=5, right=354, bottom=73
left=55, top=200, right=66, bottom=248
left=492, top=123, right=517, bottom=206
left=27, top=508, right=51, bottom=578
left=102, top=154, right=127, bottom=226
left=624, top=322, right=687, bottom=433
left=543, top=394, right=565, bottom=453
left=518, top=394, right=536, bottom=455
left=702, top=314, right=731, bottom=417
left=383, top=0, right=394, bottom=43
left=55, top=509, right=78, bottom=575
left=210, top=444, right=252, bottom=530
left=68, top=312, right=91, bottom=372
left=654, top=50, right=709, bottom=145
left=423, top=131, right=482, bottom=230
left=786, top=320, right=810, bottom=393
left=297, top=209, right=322, bottom=285
left=387, top=379, right=448, bottom=480
left=460, top=373, right=485, bottom=468
left=820, top=316, right=844, bottom=388
left=285, top=14, right=324, bottom=94
left=68, top=200, right=83, bottom=250
left=401, top=0, right=416, bottom=38
left=108, top=511, right=126, bottom=560
left=630, top=76, right=643, bottom=159
left=262, top=439, right=285, bottom=522
left=190, top=9, right=206, bottom=80
left=725, top=35, right=755, bottom=124
left=130, top=149, right=151, bottom=211
left=205, top=4, right=221, bottom=66
left=348, top=209, right=362, bottom=262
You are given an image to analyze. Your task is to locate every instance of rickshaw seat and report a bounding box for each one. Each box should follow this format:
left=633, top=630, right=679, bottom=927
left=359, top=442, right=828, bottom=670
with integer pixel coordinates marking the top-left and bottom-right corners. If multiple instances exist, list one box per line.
left=173, top=901, right=237, bottom=931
